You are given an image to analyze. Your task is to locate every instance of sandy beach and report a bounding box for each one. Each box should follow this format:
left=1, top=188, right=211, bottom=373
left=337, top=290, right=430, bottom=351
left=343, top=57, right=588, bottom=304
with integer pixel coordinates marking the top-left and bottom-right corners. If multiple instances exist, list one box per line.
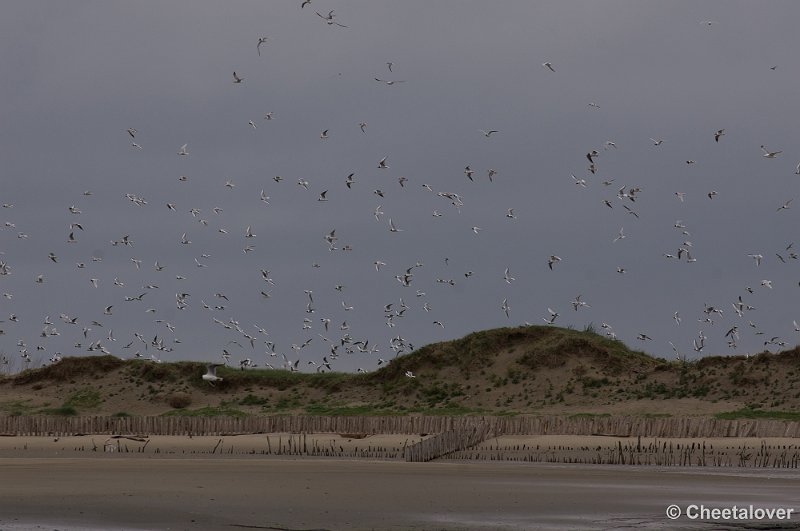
left=0, top=435, right=798, bottom=530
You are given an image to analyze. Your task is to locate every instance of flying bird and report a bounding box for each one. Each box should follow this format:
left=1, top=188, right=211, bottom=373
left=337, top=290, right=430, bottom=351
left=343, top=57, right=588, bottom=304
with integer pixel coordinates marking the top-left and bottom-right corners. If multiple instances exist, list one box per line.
left=202, top=364, right=224, bottom=384
left=374, top=78, right=406, bottom=85
left=257, top=37, right=268, bottom=56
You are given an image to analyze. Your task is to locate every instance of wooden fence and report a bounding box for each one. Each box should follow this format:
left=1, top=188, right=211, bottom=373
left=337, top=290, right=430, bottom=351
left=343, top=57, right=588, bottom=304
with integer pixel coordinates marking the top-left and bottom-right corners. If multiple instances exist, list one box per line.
left=405, top=426, right=491, bottom=462
left=0, top=415, right=799, bottom=438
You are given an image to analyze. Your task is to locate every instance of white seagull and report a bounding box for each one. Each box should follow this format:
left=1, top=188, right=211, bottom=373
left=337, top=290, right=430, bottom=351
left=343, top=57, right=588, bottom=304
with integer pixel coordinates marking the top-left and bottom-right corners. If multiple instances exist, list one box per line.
left=202, top=364, right=224, bottom=384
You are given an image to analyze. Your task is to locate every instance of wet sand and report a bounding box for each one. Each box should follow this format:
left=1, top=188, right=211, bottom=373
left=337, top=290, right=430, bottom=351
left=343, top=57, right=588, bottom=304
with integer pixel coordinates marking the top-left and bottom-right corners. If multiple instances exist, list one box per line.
left=1, top=456, right=799, bottom=530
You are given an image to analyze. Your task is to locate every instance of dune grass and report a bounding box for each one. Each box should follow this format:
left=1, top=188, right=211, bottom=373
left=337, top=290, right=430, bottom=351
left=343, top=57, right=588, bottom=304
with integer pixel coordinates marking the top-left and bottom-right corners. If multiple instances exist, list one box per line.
left=714, top=408, right=800, bottom=421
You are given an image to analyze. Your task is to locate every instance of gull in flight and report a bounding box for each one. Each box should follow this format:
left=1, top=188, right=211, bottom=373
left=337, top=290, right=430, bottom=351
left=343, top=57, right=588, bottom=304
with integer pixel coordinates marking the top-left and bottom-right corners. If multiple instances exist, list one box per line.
left=571, top=295, right=591, bottom=311
left=649, top=138, right=664, bottom=146
left=177, top=144, right=189, bottom=156
left=714, top=129, right=725, bottom=142
left=464, top=166, right=475, bottom=181
left=543, top=308, right=559, bottom=325
left=257, top=37, right=268, bottom=56
left=202, top=364, right=224, bottom=384
left=479, top=129, right=499, bottom=137
left=571, top=174, right=588, bottom=188
left=761, top=145, right=782, bottom=158
left=374, top=78, right=406, bottom=85
left=501, top=298, right=510, bottom=318
left=613, top=227, right=625, bottom=242
left=316, top=9, right=347, bottom=27
left=388, top=218, right=403, bottom=232
left=233, top=71, right=243, bottom=84
left=503, top=267, right=515, bottom=284
left=547, top=255, right=561, bottom=270
left=542, top=62, right=555, bottom=72
left=776, top=199, right=793, bottom=212
left=378, top=157, right=389, bottom=169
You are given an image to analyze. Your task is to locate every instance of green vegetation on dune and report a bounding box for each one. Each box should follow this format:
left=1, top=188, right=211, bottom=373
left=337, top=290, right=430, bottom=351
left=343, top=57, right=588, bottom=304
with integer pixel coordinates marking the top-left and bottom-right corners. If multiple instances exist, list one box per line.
left=0, top=399, right=39, bottom=417
left=63, top=388, right=102, bottom=409
left=372, top=326, right=658, bottom=379
left=12, top=355, right=125, bottom=384
left=714, top=408, right=800, bottom=421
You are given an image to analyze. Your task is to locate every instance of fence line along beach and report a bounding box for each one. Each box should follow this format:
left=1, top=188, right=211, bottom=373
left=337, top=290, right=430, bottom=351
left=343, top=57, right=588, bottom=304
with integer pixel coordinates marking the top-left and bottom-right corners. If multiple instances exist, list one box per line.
left=2, top=413, right=800, bottom=438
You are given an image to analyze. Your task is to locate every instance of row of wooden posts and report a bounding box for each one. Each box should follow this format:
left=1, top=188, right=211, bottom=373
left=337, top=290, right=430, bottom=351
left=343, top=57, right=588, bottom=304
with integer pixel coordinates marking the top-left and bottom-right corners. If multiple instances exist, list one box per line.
left=42, top=432, right=800, bottom=468
left=404, top=425, right=491, bottom=462
left=1, top=414, right=799, bottom=438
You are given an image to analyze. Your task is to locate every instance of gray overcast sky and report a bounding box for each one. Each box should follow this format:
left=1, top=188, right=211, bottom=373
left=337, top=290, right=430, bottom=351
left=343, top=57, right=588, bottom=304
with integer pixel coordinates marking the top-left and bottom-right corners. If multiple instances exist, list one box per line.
left=2, top=1, right=800, bottom=372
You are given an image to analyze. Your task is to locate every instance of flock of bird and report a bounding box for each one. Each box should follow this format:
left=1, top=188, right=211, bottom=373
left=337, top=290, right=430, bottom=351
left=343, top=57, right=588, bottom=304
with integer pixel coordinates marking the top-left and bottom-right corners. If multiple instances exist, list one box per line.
left=1, top=6, right=799, bottom=378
